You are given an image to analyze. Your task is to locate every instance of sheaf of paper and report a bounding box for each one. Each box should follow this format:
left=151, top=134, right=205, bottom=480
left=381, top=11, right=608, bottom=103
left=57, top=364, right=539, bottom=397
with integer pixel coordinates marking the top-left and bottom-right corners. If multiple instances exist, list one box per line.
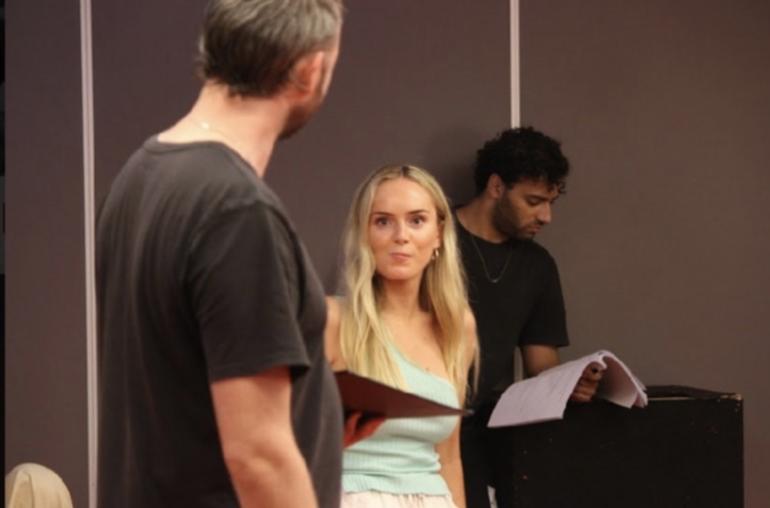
left=487, top=357, right=590, bottom=427
left=487, top=350, right=647, bottom=428
left=596, top=354, right=648, bottom=408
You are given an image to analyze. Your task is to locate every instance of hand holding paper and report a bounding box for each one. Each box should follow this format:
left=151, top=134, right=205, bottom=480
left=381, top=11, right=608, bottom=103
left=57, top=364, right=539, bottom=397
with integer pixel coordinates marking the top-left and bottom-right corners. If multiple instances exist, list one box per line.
left=488, top=350, right=647, bottom=427
left=570, top=364, right=604, bottom=403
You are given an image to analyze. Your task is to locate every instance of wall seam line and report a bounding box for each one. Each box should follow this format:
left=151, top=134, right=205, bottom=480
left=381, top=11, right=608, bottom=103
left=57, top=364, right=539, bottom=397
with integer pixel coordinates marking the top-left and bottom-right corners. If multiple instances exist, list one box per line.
left=79, top=0, right=97, bottom=506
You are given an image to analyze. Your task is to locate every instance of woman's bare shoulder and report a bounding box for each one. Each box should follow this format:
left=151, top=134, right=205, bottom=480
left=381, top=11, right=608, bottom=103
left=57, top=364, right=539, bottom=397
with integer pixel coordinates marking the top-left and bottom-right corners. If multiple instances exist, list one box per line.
left=324, top=296, right=346, bottom=369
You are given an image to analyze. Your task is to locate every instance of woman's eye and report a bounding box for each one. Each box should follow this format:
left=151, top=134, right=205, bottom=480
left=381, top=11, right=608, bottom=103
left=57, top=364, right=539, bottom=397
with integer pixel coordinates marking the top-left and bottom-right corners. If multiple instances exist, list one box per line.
left=373, top=217, right=389, bottom=226
left=410, top=216, right=426, bottom=225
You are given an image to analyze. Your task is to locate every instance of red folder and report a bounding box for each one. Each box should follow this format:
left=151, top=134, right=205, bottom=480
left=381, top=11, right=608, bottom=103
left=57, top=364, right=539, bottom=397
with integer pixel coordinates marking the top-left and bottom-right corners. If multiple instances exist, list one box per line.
left=334, top=370, right=468, bottom=418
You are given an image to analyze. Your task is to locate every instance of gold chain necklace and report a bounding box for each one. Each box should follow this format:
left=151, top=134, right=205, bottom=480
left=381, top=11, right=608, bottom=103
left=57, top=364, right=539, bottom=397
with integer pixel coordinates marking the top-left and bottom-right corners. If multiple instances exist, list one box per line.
left=468, top=233, right=513, bottom=284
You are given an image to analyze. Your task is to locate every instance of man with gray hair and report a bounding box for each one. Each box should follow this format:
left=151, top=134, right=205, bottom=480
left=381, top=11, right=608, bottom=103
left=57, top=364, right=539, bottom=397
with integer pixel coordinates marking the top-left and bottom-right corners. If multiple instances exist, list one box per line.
left=96, top=1, right=351, bottom=507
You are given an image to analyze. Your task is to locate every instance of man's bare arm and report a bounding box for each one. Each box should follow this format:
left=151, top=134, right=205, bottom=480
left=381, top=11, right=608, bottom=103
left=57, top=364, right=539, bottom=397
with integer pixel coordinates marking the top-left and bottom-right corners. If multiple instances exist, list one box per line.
left=520, top=344, right=602, bottom=402
left=520, top=344, right=560, bottom=377
left=210, top=366, right=318, bottom=508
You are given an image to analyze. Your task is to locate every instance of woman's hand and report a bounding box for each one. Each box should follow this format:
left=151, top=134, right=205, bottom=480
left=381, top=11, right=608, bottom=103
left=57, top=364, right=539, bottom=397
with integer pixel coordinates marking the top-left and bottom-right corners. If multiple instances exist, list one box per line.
left=343, top=411, right=384, bottom=448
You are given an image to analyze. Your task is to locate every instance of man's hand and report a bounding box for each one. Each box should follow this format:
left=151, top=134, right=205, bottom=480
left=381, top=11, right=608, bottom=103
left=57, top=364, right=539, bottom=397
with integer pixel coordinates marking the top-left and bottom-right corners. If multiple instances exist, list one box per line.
left=570, top=364, right=604, bottom=403
left=343, top=411, right=384, bottom=448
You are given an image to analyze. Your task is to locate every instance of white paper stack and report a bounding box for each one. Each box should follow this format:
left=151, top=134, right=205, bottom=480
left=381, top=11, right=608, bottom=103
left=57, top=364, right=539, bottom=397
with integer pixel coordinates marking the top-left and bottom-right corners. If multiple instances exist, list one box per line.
left=488, top=350, right=647, bottom=428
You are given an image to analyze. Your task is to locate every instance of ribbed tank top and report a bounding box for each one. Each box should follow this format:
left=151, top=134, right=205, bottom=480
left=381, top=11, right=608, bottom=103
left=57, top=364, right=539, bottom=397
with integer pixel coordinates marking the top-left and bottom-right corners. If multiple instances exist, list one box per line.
left=342, top=343, right=461, bottom=495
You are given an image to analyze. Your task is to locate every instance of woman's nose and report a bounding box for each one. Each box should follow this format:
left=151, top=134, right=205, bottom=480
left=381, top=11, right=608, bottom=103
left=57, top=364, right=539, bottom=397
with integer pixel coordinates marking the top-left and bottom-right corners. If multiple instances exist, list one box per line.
left=393, top=221, right=409, bottom=243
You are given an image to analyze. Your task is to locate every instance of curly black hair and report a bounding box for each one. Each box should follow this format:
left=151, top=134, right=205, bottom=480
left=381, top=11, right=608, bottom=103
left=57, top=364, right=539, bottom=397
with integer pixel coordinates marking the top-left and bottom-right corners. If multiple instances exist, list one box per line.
left=473, top=126, right=570, bottom=195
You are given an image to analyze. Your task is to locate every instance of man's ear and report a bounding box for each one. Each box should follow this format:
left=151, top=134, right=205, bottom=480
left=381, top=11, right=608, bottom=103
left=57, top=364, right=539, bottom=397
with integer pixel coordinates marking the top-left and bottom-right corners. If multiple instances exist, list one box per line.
left=287, top=50, right=325, bottom=98
left=487, top=174, right=506, bottom=199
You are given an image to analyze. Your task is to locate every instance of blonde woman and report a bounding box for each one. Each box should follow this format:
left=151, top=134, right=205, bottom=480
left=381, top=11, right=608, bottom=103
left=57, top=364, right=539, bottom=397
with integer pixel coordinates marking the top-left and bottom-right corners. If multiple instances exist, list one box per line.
left=325, top=165, right=478, bottom=508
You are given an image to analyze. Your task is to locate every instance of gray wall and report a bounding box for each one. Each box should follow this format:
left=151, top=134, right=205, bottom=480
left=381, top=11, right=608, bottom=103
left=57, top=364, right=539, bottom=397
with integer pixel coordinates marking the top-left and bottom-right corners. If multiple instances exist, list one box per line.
left=92, top=0, right=204, bottom=201
left=521, top=1, right=770, bottom=506
left=5, top=1, right=89, bottom=506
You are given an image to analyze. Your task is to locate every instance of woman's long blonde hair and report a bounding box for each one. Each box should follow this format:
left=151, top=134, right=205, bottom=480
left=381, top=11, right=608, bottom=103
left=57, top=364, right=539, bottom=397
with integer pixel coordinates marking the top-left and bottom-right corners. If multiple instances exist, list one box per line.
left=338, top=164, right=473, bottom=398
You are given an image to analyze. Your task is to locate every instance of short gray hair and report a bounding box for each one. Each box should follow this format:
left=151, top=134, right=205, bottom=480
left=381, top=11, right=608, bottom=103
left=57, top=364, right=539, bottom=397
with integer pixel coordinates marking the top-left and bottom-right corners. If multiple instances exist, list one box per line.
left=197, top=0, right=343, bottom=97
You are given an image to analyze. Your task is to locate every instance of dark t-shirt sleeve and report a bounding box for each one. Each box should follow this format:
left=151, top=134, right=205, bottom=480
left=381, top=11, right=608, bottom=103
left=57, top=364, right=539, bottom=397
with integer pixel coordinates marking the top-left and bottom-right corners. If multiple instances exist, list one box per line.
left=186, top=202, right=310, bottom=381
left=519, top=251, right=570, bottom=348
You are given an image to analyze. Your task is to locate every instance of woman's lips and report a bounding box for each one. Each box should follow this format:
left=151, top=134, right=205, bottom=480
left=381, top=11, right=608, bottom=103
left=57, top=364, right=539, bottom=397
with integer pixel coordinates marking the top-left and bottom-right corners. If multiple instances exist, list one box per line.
left=389, top=252, right=411, bottom=262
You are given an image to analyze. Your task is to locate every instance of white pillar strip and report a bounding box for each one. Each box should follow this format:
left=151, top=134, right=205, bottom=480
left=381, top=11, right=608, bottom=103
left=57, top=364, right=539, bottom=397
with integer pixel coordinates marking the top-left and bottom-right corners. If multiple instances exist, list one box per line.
left=510, top=0, right=523, bottom=382
left=510, top=0, right=521, bottom=127
left=79, top=0, right=98, bottom=506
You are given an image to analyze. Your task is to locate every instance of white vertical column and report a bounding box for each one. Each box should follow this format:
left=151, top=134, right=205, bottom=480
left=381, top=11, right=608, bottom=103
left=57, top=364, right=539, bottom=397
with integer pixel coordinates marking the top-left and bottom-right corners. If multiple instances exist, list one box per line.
left=79, top=0, right=97, bottom=506
left=510, top=0, right=521, bottom=127
left=510, top=0, right=523, bottom=385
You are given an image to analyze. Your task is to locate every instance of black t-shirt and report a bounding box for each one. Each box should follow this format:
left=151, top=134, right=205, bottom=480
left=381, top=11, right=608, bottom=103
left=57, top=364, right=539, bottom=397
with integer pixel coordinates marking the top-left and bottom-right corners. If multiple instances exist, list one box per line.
left=96, top=138, right=342, bottom=508
left=455, top=217, right=569, bottom=409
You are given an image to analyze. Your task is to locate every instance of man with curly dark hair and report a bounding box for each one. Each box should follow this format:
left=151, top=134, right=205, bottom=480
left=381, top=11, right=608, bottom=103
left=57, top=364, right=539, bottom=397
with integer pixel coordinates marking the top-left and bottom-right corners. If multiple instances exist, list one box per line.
left=455, top=126, right=602, bottom=508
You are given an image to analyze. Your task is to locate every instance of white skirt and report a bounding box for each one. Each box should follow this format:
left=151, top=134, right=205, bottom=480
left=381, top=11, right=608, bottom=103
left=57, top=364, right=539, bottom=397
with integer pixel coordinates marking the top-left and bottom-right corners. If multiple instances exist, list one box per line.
left=341, top=491, right=458, bottom=508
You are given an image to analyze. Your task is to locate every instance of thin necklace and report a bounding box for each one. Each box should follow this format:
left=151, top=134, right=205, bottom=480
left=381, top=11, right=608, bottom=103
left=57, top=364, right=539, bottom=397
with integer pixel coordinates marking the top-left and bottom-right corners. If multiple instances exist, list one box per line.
left=194, top=118, right=235, bottom=144
left=192, top=117, right=250, bottom=164
left=468, top=233, right=513, bottom=284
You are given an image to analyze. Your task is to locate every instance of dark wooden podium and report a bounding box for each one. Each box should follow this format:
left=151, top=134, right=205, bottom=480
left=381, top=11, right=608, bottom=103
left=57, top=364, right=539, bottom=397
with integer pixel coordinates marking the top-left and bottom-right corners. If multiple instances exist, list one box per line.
left=504, top=386, right=743, bottom=508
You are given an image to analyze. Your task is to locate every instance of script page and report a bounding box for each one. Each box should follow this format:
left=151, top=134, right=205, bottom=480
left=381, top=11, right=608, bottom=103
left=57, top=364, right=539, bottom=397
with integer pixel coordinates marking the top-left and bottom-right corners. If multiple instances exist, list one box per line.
left=487, top=357, right=592, bottom=427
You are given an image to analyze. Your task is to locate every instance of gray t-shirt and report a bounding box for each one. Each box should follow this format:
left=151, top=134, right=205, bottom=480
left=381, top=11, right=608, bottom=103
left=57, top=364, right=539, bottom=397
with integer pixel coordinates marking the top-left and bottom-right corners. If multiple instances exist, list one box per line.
left=97, top=137, right=342, bottom=507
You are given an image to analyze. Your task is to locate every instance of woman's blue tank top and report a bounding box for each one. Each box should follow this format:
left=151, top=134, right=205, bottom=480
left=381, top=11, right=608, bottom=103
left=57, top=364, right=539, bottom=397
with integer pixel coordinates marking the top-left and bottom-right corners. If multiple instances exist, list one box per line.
left=342, top=344, right=460, bottom=495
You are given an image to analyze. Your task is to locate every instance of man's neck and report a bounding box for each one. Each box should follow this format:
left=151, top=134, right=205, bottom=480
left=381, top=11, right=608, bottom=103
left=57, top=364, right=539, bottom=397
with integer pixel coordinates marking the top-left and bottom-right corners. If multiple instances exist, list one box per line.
left=158, top=82, right=289, bottom=176
left=456, top=196, right=508, bottom=243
